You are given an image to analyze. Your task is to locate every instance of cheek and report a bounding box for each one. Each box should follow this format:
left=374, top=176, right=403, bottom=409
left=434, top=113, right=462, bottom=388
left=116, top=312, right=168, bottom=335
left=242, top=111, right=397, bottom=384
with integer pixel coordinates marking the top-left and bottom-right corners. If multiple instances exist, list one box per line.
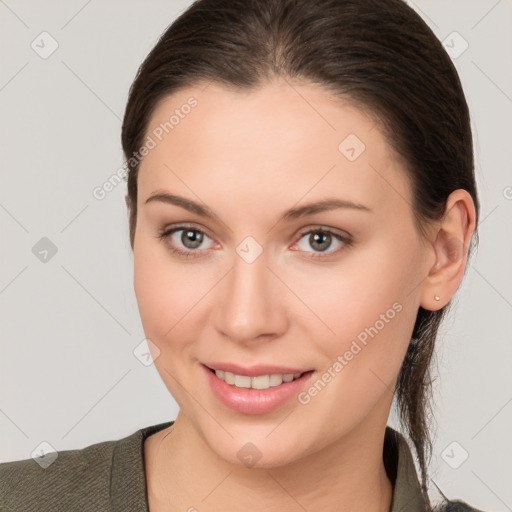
left=133, top=238, right=211, bottom=408
left=133, top=233, right=203, bottom=346
left=295, top=237, right=421, bottom=395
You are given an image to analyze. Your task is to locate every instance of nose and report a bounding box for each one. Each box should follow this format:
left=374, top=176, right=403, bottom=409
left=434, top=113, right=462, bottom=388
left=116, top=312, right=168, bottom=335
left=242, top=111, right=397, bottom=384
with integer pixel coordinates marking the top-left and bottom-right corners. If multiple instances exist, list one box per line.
left=213, top=247, right=289, bottom=345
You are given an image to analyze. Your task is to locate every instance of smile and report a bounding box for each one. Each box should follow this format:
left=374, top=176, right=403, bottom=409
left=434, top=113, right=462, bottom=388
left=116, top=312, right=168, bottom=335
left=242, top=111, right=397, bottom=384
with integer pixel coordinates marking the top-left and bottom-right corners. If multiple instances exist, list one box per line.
left=211, top=368, right=307, bottom=390
left=202, top=363, right=316, bottom=414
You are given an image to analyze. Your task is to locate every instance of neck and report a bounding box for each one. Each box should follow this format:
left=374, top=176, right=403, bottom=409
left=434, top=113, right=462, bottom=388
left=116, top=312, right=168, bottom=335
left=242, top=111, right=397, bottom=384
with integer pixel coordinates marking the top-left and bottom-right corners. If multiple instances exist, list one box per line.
left=144, top=412, right=394, bottom=512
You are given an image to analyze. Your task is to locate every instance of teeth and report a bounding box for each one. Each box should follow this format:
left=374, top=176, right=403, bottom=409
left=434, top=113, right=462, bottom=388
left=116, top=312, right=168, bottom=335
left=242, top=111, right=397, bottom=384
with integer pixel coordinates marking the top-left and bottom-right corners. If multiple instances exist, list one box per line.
left=269, top=374, right=283, bottom=387
left=234, top=375, right=251, bottom=388
left=251, top=375, right=270, bottom=389
left=214, top=369, right=304, bottom=390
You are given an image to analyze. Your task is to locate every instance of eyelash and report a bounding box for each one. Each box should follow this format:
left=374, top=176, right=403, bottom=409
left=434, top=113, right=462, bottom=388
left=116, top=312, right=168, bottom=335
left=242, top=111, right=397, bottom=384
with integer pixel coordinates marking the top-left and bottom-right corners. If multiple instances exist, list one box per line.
left=155, top=224, right=353, bottom=259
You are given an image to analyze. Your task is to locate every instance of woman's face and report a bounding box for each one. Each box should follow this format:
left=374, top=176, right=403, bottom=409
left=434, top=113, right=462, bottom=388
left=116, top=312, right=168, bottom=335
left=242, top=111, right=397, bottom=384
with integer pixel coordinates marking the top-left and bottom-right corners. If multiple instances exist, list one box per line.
left=133, top=79, right=434, bottom=466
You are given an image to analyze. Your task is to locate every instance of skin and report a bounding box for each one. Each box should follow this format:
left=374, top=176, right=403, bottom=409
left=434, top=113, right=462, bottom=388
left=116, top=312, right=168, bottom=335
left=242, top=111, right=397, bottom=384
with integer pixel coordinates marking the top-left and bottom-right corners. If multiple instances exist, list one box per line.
left=131, top=79, right=476, bottom=512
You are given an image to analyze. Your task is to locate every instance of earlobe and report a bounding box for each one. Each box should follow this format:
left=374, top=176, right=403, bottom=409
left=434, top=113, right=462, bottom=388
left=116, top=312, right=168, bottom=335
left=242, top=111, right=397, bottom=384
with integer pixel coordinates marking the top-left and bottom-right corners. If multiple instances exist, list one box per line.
left=420, top=189, right=477, bottom=311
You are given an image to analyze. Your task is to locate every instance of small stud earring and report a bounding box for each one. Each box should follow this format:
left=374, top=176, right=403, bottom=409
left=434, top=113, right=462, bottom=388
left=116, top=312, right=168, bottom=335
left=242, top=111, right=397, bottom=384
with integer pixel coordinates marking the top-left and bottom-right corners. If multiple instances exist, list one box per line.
left=434, top=295, right=440, bottom=301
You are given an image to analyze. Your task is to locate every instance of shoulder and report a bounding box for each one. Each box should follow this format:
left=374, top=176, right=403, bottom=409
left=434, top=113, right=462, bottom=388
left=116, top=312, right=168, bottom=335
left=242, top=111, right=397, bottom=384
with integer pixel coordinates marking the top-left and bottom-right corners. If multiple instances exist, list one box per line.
left=428, top=466, right=488, bottom=512
left=0, top=436, right=120, bottom=512
left=430, top=499, right=488, bottom=512
left=0, top=422, right=171, bottom=512
left=385, top=426, right=489, bottom=512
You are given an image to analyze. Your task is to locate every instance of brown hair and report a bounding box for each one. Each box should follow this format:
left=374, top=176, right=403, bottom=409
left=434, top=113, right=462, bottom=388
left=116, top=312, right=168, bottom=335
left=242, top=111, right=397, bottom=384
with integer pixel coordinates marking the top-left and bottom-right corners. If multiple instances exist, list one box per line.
left=121, top=0, right=479, bottom=508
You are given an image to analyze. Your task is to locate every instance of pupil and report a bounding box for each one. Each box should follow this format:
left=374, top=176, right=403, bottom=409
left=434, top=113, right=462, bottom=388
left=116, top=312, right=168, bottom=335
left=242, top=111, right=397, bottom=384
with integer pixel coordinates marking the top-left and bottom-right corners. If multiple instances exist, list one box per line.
left=183, top=230, right=203, bottom=249
left=311, top=232, right=330, bottom=252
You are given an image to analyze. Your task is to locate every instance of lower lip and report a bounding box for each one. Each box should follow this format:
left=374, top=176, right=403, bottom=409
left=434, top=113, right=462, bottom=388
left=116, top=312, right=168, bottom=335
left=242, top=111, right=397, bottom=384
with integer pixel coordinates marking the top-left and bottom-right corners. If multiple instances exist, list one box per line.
left=202, top=364, right=315, bottom=415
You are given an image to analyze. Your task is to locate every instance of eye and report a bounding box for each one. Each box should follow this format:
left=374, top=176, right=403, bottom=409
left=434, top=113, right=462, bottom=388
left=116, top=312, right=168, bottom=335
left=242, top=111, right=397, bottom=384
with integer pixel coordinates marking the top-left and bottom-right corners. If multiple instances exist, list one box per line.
left=155, top=224, right=215, bottom=258
left=292, top=227, right=352, bottom=258
left=155, top=224, right=352, bottom=260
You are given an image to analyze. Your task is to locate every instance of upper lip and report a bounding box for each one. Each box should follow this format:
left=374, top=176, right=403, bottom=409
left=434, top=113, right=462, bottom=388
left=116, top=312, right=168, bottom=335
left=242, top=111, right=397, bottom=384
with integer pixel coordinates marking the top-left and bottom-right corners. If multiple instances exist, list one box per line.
left=203, top=362, right=313, bottom=377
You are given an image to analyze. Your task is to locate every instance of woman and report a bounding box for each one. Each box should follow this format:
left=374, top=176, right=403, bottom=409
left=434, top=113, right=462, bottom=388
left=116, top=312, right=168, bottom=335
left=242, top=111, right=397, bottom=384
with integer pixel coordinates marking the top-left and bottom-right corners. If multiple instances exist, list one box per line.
left=0, top=0, right=487, bottom=510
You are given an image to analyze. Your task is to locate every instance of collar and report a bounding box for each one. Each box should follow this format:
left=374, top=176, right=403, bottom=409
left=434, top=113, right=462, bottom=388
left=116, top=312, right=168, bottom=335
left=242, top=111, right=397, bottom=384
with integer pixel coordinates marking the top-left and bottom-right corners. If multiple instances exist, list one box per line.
left=384, top=426, right=428, bottom=512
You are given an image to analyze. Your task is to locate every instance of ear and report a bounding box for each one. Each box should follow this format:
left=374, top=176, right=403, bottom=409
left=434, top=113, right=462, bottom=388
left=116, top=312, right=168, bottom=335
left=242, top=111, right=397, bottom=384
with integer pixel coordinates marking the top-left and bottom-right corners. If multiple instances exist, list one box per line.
left=420, top=189, right=477, bottom=312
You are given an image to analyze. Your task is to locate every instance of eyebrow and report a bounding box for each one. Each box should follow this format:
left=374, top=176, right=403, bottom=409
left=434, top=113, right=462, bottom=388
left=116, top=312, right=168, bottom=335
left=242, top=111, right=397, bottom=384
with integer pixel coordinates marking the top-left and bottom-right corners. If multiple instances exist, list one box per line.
left=144, top=191, right=372, bottom=222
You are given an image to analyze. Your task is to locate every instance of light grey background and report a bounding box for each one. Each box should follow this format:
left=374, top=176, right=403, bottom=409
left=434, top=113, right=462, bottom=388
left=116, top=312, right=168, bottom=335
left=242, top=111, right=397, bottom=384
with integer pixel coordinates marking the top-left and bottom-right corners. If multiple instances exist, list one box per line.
left=0, top=1, right=510, bottom=510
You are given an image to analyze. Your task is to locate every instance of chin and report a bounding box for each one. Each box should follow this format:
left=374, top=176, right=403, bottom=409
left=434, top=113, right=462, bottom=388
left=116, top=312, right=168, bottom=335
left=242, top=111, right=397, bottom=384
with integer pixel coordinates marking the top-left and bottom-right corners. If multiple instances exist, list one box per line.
left=206, top=430, right=309, bottom=470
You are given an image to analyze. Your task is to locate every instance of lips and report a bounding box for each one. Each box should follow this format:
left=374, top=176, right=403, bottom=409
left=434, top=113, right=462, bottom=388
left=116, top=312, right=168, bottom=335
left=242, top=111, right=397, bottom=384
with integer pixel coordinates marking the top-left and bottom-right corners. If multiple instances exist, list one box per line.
left=202, top=363, right=315, bottom=414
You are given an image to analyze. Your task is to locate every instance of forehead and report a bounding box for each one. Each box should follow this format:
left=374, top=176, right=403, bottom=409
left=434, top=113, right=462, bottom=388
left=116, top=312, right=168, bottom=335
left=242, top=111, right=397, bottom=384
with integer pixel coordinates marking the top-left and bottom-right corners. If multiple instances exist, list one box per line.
left=137, top=79, right=411, bottom=215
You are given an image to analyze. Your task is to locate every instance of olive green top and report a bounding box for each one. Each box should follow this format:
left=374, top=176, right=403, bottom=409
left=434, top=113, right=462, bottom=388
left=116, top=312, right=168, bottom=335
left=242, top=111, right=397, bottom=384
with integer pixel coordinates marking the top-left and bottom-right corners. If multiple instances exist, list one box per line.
left=0, top=422, right=483, bottom=511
